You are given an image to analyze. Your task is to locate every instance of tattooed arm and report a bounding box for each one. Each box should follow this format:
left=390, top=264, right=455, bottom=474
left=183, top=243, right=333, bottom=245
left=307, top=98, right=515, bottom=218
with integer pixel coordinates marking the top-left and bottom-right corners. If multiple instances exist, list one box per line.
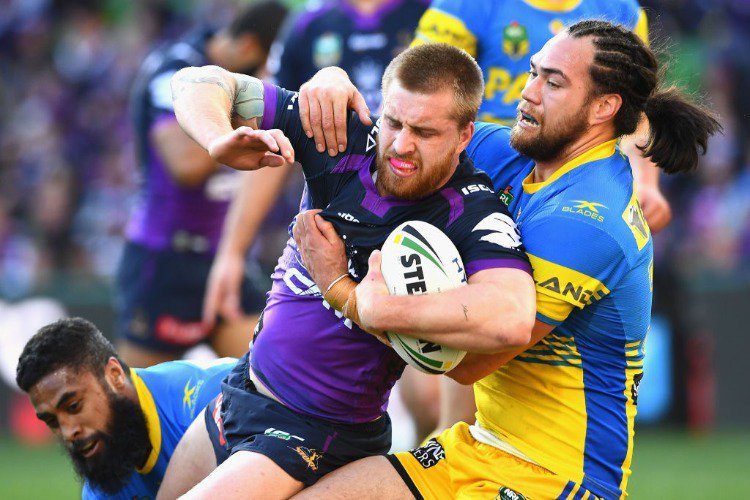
left=170, top=65, right=294, bottom=170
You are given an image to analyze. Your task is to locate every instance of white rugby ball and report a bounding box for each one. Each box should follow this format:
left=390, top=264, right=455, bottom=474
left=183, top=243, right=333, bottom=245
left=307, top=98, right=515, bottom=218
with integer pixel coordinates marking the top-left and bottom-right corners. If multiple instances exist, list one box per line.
left=380, top=221, right=467, bottom=374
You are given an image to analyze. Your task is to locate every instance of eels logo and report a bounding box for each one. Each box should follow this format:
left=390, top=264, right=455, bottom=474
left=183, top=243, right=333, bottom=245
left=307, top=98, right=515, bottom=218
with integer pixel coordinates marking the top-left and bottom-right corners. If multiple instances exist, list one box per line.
left=503, top=21, right=529, bottom=60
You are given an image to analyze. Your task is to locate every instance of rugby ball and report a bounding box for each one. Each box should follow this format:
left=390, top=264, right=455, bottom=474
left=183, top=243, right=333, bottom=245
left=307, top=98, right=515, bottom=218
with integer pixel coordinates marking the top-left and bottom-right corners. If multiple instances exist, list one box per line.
left=380, top=221, right=467, bottom=374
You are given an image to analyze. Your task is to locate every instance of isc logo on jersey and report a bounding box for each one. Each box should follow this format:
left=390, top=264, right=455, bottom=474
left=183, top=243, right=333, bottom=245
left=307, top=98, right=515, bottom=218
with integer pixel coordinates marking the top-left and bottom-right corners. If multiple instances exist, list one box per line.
left=380, top=221, right=467, bottom=374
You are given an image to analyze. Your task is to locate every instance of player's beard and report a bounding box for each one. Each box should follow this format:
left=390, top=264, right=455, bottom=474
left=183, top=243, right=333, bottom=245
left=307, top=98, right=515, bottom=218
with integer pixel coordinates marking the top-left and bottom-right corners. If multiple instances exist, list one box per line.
left=509, top=107, right=589, bottom=163
left=67, top=387, right=150, bottom=494
left=375, top=146, right=455, bottom=201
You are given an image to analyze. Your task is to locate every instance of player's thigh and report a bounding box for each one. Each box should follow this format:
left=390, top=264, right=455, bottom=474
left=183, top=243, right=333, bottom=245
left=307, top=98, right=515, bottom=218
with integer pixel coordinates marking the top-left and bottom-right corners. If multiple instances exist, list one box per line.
left=294, top=455, right=413, bottom=500
left=184, top=450, right=304, bottom=500
left=157, top=408, right=217, bottom=500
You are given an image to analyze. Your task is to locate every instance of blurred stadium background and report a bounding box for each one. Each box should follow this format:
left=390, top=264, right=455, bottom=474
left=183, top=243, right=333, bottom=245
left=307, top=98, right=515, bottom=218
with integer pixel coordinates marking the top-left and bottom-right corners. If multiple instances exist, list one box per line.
left=0, top=0, right=748, bottom=498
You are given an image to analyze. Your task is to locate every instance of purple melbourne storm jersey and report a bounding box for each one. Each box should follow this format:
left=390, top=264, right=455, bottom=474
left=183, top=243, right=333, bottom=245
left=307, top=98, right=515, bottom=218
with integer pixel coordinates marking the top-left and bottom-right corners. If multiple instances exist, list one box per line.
left=269, top=0, right=428, bottom=111
left=127, top=28, right=239, bottom=254
left=248, top=83, right=532, bottom=424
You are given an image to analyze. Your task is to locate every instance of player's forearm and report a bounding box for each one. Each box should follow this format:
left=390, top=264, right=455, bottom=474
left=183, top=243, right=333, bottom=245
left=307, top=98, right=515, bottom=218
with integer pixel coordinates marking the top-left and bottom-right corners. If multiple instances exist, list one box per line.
left=171, top=65, right=243, bottom=148
left=447, top=319, right=553, bottom=384
left=373, top=271, right=535, bottom=353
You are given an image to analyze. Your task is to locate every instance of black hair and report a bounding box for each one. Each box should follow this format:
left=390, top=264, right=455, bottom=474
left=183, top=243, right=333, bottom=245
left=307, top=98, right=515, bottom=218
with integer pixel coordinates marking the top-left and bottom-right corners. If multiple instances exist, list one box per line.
left=16, top=317, right=127, bottom=392
left=568, top=19, right=721, bottom=173
left=227, top=0, right=289, bottom=54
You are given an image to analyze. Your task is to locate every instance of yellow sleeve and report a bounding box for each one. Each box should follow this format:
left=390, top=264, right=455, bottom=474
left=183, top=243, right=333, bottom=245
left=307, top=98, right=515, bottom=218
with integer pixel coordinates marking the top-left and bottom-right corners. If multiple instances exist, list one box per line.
left=410, top=8, right=478, bottom=57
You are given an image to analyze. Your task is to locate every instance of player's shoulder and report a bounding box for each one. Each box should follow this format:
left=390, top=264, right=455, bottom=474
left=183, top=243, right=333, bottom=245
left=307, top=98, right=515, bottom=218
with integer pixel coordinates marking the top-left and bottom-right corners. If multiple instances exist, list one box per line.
left=134, top=358, right=234, bottom=392
left=535, top=154, right=649, bottom=263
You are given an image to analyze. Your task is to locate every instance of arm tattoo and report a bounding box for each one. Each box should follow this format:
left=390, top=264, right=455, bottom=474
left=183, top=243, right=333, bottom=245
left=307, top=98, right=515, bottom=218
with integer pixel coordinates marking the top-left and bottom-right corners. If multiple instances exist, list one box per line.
left=172, top=75, right=234, bottom=102
left=462, top=304, right=469, bottom=321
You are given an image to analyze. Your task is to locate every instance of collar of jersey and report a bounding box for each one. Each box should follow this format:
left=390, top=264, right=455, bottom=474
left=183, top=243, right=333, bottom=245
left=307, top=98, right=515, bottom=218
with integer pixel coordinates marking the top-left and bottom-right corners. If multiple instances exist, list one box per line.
left=522, top=139, right=618, bottom=194
left=522, top=0, right=582, bottom=12
left=131, top=368, right=162, bottom=475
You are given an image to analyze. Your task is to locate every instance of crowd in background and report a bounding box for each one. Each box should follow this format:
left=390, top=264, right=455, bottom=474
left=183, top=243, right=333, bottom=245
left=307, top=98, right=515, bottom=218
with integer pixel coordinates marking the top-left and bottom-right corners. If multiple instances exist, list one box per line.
left=0, top=0, right=747, bottom=297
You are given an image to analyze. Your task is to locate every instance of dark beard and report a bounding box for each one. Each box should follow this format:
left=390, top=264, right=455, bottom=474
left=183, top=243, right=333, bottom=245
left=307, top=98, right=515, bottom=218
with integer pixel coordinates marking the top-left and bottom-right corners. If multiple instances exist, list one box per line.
left=510, top=111, right=589, bottom=162
left=67, top=390, right=151, bottom=494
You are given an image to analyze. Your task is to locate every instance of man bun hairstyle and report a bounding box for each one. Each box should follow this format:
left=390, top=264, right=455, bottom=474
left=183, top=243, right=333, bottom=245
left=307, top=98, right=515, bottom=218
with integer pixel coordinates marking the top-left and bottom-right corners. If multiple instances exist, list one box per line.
left=381, top=43, right=484, bottom=127
left=16, top=317, right=126, bottom=393
left=568, top=19, right=721, bottom=174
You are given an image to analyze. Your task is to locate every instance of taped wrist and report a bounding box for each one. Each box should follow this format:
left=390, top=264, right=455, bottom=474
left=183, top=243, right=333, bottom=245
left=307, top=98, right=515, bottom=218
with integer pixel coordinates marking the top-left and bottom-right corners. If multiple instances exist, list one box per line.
left=324, top=276, right=356, bottom=311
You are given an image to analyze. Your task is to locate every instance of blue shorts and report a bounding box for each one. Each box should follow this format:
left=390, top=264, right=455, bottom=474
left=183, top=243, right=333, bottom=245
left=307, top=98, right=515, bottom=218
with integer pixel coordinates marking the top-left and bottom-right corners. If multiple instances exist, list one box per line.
left=205, top=353, right=392, bottom=486
left=115, top=242, right=268, bottom=353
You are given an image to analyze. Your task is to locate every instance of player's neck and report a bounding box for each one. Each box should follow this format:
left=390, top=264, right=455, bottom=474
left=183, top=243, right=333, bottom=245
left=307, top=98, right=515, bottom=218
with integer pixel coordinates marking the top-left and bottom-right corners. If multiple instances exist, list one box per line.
left=533, top=129, right=616, bottom=182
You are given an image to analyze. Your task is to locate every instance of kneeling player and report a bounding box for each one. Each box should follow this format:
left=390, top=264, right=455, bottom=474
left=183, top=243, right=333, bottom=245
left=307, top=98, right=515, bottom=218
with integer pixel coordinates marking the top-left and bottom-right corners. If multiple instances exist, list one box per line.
left=15, top=317, right=235, bottom=499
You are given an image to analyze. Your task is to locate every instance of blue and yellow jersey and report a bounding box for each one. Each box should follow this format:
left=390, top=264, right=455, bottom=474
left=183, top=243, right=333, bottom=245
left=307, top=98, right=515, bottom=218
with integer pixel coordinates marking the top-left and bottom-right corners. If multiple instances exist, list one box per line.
left=412, top=0, right=648, bottom=123
left=82, top=358, right=235, bottom=499
left=466, top=123, right=653, bottom=499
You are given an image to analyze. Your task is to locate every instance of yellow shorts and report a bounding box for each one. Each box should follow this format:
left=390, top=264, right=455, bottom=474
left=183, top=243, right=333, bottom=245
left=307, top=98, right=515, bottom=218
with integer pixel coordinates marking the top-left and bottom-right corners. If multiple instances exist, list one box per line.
left=388, top=422, right=600, bottom=500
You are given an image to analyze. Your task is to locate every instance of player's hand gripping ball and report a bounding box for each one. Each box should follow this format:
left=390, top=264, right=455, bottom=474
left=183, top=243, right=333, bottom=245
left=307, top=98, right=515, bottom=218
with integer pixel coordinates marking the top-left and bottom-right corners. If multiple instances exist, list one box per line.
left=380, top=221, right=467, bottom=374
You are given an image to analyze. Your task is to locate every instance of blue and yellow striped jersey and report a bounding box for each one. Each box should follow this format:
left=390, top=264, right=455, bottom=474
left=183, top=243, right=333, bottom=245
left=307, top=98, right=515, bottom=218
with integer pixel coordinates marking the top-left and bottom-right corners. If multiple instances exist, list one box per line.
left=467, top=123, right=653, bottom=499
left=82, top=358, right=235, bottom=499
left=412, top=0, right=647, bottom=123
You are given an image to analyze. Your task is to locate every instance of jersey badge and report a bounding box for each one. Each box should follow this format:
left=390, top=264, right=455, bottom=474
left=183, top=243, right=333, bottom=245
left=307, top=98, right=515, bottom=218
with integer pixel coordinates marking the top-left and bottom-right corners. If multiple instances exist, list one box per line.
left=622, top=193, right=650, bottom=250
left=498, top=185, right=515, bottom=207
left=496, top=486, right=527, bottom=500
left=313, top=33, right=343, bottom=68
left=289, top=446, right=323, bottom=471
left=561, top=200, right=607, bottom=222
left=182, top=378, right=204, bottom=418
left=472, top=213, right=523, bottom=249
left=502, top=21, right=530, bottom=60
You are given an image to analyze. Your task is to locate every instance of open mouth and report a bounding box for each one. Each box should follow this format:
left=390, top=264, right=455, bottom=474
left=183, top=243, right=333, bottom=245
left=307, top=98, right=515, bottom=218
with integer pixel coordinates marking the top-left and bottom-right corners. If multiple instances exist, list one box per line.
left=388, top=157, right=417, bottom=177
left=78, top=439, right=101, bottom=459
left=519, top=111, right=540, bottom=128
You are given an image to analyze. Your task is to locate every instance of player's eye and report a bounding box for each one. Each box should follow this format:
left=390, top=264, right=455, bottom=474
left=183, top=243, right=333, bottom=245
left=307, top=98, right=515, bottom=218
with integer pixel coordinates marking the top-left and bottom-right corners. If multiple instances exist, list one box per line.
left=44, top=417, right=59, bottom=429
left=386, top=117, right=401, bottom=129
left=527, top=70, right=537, bottom=79
left=547, top=80, right=560, bottom=89
left=67, top=401, right=81, bottom=413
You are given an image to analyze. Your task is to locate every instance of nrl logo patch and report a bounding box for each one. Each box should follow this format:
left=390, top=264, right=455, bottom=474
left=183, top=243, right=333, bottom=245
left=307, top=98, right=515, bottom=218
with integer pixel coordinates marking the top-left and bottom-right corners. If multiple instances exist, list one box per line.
left=495, top=486, right=526, bottom=500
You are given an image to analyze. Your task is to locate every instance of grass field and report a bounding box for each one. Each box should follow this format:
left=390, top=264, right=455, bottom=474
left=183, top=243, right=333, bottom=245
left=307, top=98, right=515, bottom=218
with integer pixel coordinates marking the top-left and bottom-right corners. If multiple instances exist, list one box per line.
left=0, top=429, right=748, bottom=499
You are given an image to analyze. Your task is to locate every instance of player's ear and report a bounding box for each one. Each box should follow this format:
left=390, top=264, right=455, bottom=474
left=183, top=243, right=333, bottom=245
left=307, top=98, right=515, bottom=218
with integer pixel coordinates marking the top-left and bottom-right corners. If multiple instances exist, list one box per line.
left=103, top=357, right=127, bottom=392
left=457, top=120, right=474, bottom=154
left=589, top=93, right=622, bottom=127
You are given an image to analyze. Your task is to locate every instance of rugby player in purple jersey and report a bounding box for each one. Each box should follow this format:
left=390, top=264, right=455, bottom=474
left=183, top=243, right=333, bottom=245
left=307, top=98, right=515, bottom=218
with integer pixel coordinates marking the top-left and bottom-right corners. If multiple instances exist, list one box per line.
left=156, top=43, right=537, bottom=499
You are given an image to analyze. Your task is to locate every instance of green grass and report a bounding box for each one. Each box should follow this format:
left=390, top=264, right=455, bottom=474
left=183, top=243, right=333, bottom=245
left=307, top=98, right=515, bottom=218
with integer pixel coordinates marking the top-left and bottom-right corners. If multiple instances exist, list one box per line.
left=628, top=429, right=750, bottom=498
left=0, top=439, right=80, bottom=499
left=0, top=430, right=748, bottom=499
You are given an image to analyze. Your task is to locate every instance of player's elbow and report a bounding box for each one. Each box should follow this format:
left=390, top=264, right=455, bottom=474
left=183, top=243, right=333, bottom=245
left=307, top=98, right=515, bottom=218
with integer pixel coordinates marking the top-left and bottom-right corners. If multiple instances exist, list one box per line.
left=485, top=313, right=533, bottom=353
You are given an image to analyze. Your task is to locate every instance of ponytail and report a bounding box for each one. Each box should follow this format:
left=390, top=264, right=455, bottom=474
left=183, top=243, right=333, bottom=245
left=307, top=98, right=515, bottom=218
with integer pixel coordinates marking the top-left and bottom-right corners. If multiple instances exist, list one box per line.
left=641, top=86, right=721, bottom=174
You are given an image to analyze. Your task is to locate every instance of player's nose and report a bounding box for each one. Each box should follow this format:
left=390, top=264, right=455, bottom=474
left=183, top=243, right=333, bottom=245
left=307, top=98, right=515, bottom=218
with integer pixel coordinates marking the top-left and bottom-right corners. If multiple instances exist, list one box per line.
left=391, top=129, right=415, bottom=155
left=59, top=418, right=83, bottom=444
